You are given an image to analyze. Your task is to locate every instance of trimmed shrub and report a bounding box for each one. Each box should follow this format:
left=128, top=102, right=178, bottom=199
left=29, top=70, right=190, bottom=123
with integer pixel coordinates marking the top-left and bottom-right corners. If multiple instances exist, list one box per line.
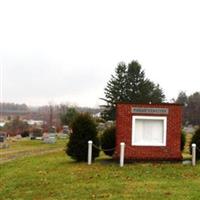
left=101, top=126, right=116, bottom=156
left=66, top=113, right=100, bottom=161
left=21, top=130, right=30, bottom=137
left=181, top=131, right=186, bottom=151
left=190, top=128, right=200, bottom=160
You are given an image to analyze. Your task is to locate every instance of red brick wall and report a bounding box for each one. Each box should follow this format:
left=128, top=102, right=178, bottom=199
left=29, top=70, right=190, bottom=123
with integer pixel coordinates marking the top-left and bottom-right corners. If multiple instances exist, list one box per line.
left=114, top=103, right=183, bottom=161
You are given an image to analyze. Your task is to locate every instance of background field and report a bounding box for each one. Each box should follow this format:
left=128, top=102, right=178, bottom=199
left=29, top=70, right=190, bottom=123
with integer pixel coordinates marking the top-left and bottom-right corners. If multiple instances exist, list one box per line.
left=0, top=138, right=66, bottom=163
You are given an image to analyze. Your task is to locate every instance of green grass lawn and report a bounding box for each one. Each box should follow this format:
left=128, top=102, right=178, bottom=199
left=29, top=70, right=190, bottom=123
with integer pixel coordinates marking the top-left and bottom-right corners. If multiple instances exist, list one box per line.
left=0, top=147, right=200, bottom=199
left=0, top=136, right=200, bottom=200
left=0, top=138, right=66, bottom=152
left=0, top=138, right=66, bottom=162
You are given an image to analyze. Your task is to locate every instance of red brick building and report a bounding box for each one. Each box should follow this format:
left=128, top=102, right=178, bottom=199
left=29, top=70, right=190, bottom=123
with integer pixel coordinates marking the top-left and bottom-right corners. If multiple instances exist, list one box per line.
left=114, top=103, right=183, bottom=161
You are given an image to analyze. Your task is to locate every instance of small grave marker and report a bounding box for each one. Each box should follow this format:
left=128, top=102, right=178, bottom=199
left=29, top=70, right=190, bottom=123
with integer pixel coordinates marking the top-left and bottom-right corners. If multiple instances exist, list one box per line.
left=43, top=133, right=56, bottom=144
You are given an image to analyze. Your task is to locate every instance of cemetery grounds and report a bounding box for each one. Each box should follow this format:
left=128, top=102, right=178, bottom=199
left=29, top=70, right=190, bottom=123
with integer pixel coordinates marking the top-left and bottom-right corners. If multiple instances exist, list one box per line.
left=0, top=135, right=200, bottom=200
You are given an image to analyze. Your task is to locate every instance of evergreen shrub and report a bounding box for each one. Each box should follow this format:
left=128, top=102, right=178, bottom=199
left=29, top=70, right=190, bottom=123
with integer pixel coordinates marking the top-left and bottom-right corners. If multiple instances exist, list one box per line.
left=181, top=131, right=186, bottom=151
left=101, top=126, right=116, bottom=156
left=190, top=128, right=200, bottom=160
left=66, top=113, right=100, bottom=161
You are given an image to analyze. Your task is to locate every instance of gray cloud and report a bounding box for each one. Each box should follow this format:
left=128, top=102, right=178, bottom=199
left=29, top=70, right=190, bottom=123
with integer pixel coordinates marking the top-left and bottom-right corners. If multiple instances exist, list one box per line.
left=0, top=0, right=200, bottom=107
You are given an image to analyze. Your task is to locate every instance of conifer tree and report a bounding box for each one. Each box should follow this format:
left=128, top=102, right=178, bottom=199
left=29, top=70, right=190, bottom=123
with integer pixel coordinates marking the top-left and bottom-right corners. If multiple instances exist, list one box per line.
left=101, top=60, right=165, bottom=120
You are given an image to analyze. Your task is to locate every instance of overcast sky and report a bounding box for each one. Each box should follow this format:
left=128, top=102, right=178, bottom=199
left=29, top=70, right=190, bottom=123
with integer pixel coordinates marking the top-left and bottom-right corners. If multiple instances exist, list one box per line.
left=0, top=0, right=200, bottom=107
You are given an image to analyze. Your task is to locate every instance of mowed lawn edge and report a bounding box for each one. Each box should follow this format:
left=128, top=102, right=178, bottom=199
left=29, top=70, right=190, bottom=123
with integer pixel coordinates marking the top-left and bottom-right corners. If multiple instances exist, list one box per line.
left=0, top=150, right=200, bottom=200
left=0, top=138, right=67, bottom=163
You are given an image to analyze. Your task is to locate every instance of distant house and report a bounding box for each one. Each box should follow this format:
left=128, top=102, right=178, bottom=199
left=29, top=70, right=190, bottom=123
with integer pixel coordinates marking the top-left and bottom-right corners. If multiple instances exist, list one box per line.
left=0, top=122, right=6, bottom=127
left=24, top=119, right=44, bottom=126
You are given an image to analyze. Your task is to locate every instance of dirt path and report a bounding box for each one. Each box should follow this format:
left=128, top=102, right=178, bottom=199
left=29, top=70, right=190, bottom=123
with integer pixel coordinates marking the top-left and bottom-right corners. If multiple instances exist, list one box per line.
left=0, top=147, right=64, bottom=164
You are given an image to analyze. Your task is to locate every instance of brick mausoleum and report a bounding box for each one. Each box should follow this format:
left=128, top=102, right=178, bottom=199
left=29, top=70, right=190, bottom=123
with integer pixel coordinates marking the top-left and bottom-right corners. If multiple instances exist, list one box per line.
left=114, top=103, right=183, bottom=161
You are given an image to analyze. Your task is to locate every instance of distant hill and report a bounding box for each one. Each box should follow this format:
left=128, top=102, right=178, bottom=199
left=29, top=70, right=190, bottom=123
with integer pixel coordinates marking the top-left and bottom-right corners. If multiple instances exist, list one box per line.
left=0, top=103, right=29, bottom=114
left=0, top=103, right=102, bottom=126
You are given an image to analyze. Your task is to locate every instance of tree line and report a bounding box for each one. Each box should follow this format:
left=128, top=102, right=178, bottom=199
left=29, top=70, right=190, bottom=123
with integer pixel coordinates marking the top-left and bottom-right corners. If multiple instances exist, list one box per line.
left=176, top=91, right=200, bottom=125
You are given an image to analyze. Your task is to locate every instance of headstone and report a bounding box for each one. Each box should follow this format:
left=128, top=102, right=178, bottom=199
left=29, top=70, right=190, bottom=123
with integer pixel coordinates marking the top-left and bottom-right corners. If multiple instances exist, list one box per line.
left=182, top=160, right=192, bottom=165
left=35, top=137, right=42, bottom=140
left=0, top=135, right=4, bottom=143
left=0, top=132, right=6, bottom=143
left=30, top=133, right=35, bottom=140
left=63, top=125, right=70, bottom=135
left=15, top=134, right=22, bottom=140
left=0, top=133, right=9, bottom=149
left=57, top=133, right=67, bottom=139
left=43, top=133, right=56, bottom=144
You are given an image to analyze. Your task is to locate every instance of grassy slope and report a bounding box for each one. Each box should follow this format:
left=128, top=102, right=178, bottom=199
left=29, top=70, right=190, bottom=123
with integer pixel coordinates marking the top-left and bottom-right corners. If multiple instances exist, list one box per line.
left=0, top=151, right=200, bottom=200
left=0, top=135, right=200, bottom=200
